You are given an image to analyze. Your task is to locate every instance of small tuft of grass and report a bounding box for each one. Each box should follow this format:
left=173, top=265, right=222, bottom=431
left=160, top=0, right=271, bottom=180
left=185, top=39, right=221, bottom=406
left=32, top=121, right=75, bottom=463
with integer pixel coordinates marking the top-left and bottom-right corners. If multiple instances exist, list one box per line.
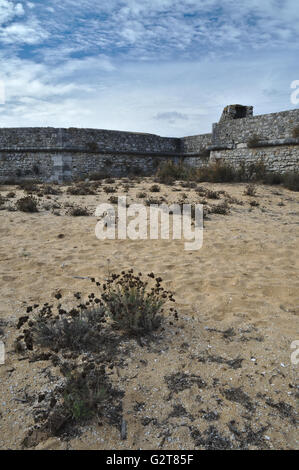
left=249, top=200, right=260, bottom=207
left=244, top=184, right=257, bottom=197
left=136, top=191, right=147, bottom=199
left=63, top=368, right=107, bottom=422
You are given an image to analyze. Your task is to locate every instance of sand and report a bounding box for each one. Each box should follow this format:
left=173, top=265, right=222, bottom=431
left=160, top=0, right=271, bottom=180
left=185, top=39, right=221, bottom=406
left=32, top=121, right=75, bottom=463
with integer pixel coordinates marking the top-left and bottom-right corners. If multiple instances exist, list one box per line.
left=0, top=178, right=298, bottom=449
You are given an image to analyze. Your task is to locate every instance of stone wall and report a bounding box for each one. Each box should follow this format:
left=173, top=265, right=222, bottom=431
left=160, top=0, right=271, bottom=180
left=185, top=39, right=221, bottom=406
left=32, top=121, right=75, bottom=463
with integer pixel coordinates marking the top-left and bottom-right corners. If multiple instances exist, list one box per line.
left=0, top=106, right=298, bottom=182
left=212, top=109, right=299, bottom=147
left=0, top=127, right=181, bottom=154
left=0, top=151, right=183, bottom=182
left=210, top=144, right=299, bottom=174
left=180, top=133, right=212, bottom=154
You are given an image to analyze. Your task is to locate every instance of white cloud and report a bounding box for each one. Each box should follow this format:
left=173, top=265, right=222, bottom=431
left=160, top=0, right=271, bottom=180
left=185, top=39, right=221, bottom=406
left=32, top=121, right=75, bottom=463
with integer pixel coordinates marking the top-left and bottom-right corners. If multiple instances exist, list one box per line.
left=0, top=18, right=48, bottom=44
left=0, top=1, right=24, bottom=26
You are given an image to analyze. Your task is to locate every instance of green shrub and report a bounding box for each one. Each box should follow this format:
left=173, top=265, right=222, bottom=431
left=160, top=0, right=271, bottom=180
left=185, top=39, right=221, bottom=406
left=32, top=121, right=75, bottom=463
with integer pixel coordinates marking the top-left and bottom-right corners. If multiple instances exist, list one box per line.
left=63, top=368, right=107, bottom=422
left=16, top=196, right=39, bottom=212
left=100, top=270, right=176, bottom=335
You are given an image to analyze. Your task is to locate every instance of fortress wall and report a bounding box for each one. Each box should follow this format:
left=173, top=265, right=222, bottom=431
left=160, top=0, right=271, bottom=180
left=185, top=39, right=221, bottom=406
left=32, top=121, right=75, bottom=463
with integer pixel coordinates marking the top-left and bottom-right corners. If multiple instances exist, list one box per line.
left=0, top=151, right=183, bottom=182
left=0, top=107, right=298, bottom=182
left=210, top=144, right=299, bottom=173
left=71, top=153, right=182, bottom=180
left=212, top=109, right=299, bottom=146
left=63, top=128, right=181, bottom=153
left=0, top=152, right=54, bottom=181
left=180, top=133, right=212, bottom=153
left=0, top=127, right=180, bottom=153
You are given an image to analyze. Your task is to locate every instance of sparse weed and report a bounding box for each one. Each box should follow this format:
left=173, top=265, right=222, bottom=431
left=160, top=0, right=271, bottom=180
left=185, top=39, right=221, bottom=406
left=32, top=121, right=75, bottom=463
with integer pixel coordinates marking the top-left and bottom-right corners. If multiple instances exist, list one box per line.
left=244, top=184, right=257, bottom=197
left=67, top=205, right=90, bottom=216
left=16, top=196, right=39, bottom=212
left=98, top=270, right=177, bottom=335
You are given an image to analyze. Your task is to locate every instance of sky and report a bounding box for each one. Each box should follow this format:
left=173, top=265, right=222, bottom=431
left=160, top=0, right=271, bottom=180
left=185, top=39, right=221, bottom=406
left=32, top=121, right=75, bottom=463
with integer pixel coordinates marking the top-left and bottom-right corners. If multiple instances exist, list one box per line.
left=0, top=0, right=298, bottom=136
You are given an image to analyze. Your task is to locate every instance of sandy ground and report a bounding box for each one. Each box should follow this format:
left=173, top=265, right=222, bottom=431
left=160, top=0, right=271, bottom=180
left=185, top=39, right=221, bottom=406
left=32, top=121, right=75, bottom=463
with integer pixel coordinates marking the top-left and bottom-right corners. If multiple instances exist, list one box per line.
left=0, top=178, right=298, bottom=450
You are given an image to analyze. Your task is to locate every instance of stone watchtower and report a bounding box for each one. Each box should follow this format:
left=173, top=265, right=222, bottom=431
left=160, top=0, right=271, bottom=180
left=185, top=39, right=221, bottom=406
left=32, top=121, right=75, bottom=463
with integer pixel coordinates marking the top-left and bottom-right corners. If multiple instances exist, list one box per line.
left=219, top=104, right=253, bottom=122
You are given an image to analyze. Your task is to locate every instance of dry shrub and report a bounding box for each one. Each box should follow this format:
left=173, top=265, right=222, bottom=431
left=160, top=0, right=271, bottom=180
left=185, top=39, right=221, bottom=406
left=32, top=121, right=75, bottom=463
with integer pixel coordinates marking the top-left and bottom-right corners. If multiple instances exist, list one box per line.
left=67, top=183, right=96, bottom=196
left=43, top=185, right=61, bottom=195
left=88, top=172, right=107, bottom=181
left=196, top=161, right=236, bottom=183
left=16, top=196, right=39, bottom=212
left=136, top=191, right=147, bottom=198
left=149, top=184, right=161, bottom=192
left=33, top=307, right=105, bottom=352
left=108, top=195, right=118, bottom=204
left=244, top=184, right=257, bottom=196
left=281, top=172, right=299, bottom=191
left=103, top=186, right=116, bottom=194
left=205, top=189, right=221, bottom=199
left=249, top=200, right=260, bottom=207
left=67, top=205, right=90, bottom=216
left=18, top=180, right=40, bottom=193
left=209, top=200, right=230, bottom=215
left=99, top=270, right=177, bottom=335
left=156, top=160, right=193, bottom=184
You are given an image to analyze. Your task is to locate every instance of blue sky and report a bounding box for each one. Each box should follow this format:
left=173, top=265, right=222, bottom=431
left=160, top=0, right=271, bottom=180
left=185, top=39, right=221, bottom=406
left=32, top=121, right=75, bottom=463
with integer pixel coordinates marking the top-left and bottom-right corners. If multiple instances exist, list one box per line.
left=0, top=0, right=298, bottom=136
